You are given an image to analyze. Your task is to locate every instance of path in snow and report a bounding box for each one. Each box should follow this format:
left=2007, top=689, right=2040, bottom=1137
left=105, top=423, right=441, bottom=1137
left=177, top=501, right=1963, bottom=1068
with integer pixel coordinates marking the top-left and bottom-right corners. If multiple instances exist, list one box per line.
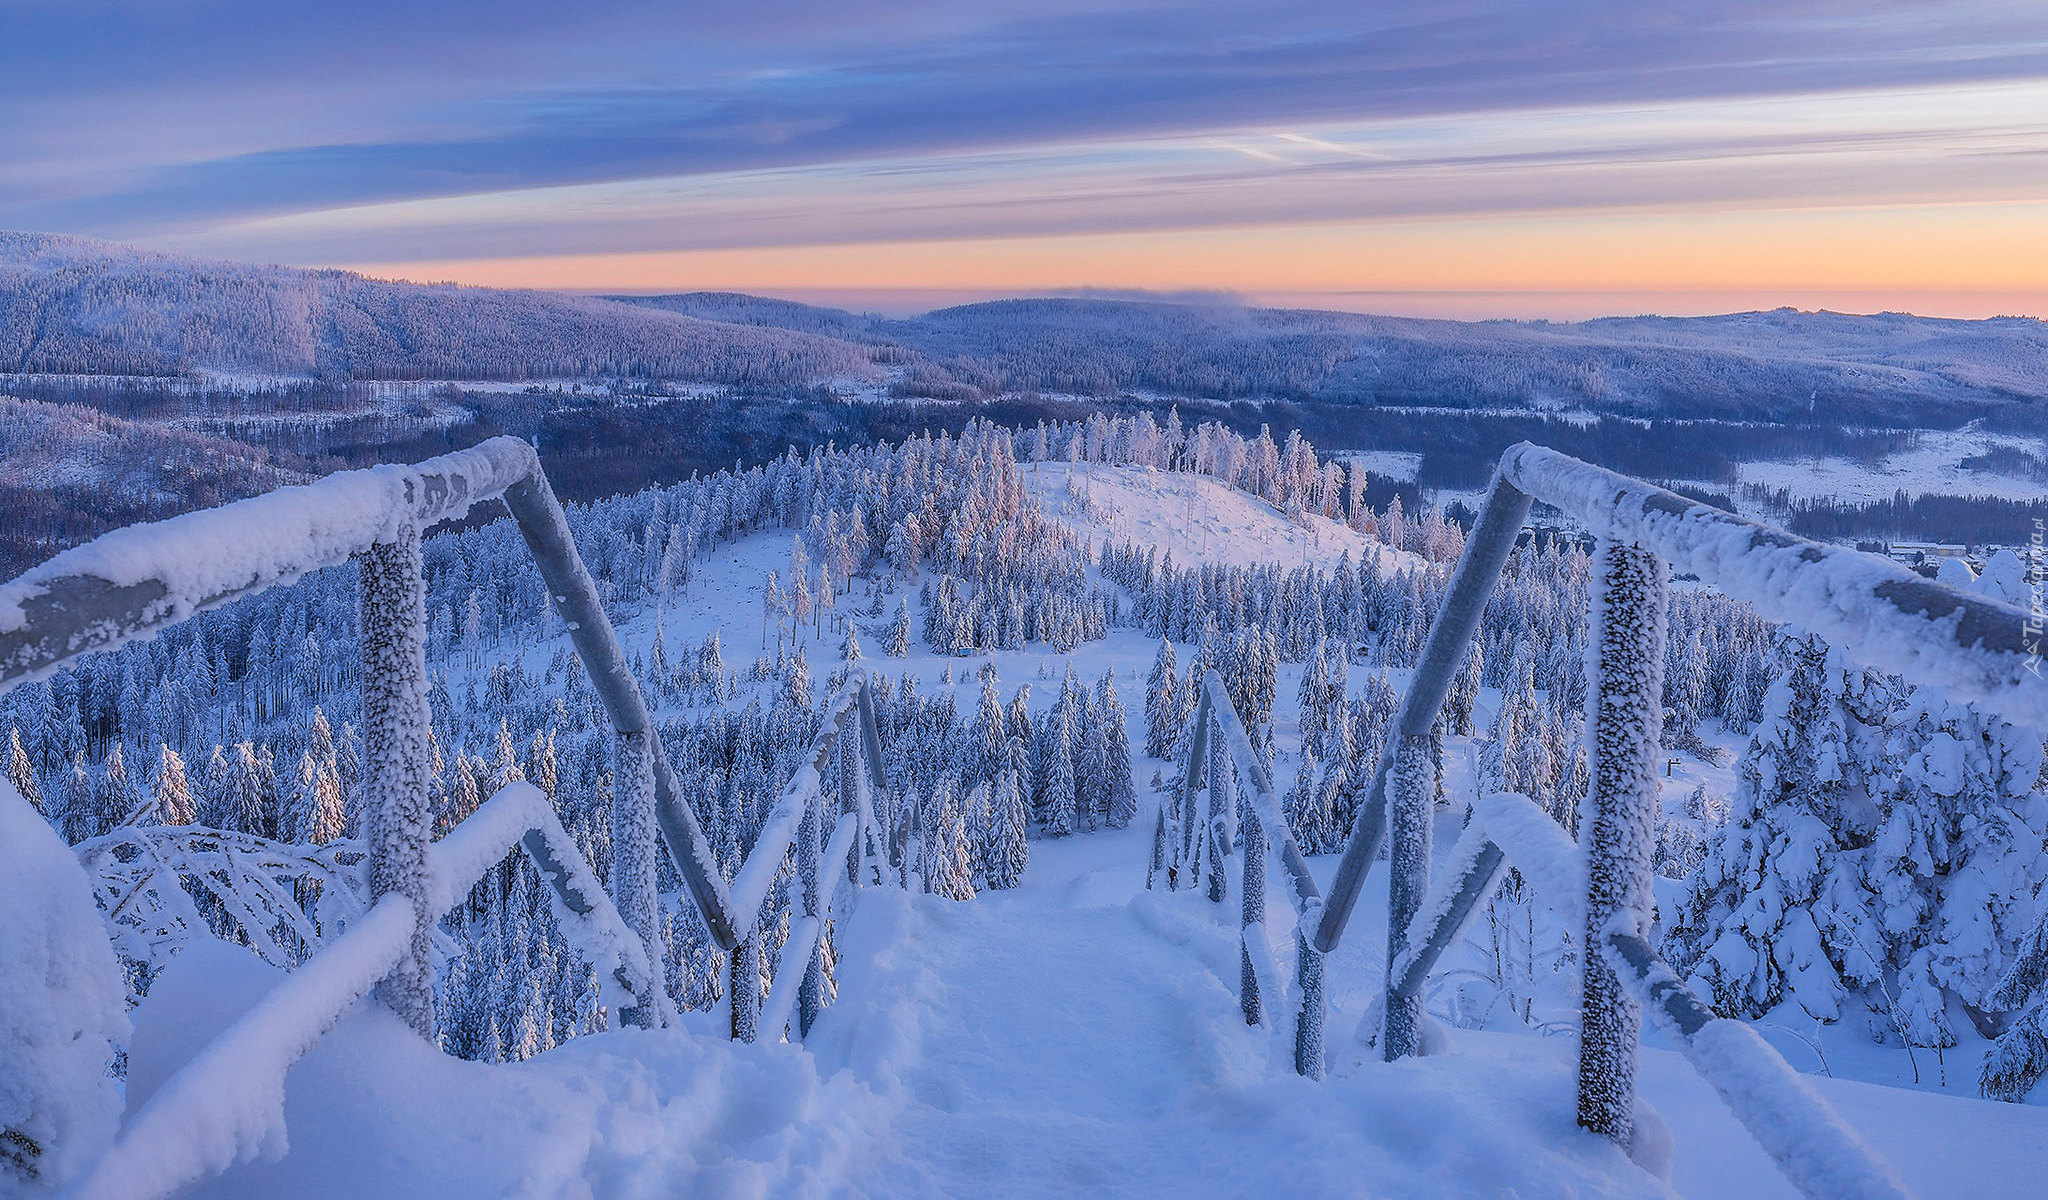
left=141, top=804, right=2048, bottom=1200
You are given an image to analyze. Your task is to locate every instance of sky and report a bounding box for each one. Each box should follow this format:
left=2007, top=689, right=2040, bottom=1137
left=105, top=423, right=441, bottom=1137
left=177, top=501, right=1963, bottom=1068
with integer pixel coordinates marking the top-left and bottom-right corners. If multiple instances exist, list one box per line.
left=4, top=1, right=2046, bottom=318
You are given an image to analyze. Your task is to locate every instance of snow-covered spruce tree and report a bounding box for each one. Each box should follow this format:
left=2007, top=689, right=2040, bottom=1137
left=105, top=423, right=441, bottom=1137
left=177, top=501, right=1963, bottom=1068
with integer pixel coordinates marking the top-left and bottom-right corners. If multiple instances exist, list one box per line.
left=1038, top=705, right=1079, bottom=837
left=1984, top=911, right=2048, bottom=1102
left=1862, top=556, right=2048, bottom=1047
left=886, top=600, right=912, bottom=659
left=146, top=745, right=196, bottom=827
left=1285, top=751, right=1336, bottom=853
left=978, top=766, right=1030, bottom=889
left=1443, top=640, right=1483, bottom=738
left=922, top=782, right=977, bottom=900
left=1667, top=632, right=1891, bottom=1023
left=287, top=750, right=345, bottom=844
left=95, top=743, right=137, bottom=833
left=972, top=672, right=1009, bottom=787
left=1144, top=640, right=1183, bottom=760
left=1097, top=671, right=1138, bottom=829
left=1077, top=692, right=1112, bottom=832
left=6, top=728, right=41, bottom=815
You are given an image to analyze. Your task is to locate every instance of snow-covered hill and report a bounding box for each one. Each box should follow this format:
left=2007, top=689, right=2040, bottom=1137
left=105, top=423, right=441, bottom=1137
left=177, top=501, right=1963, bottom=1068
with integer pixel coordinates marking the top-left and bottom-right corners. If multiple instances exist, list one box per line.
left=1023, top=461, right=1416, bottom=573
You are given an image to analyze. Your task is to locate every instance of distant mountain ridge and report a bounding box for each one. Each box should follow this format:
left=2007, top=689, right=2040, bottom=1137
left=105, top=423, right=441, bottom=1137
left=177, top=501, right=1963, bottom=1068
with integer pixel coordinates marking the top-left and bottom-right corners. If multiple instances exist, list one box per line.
left=4, top=231, right=2044, bottom=424
left=615, top=291, right=2048, bottom=423
left=0, top=232, right=881, bottom=384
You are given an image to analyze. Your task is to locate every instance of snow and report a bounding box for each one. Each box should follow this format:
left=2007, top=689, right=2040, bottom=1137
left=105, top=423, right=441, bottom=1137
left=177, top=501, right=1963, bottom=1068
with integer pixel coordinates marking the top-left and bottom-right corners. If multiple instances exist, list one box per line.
left=68, top=895, right=415, bottom=1200
left=1676, top=1020, right=1912, bottom=1200
left=33, top=432, right=2048, bottom=1198
left=100, top=800, right=2048, bottom=1199
left=0, top=437, right=541, bottom=685
left=0, top=778, right=127, bottom=1197
left=1022, top=461, right=1414, bottom=573
left=1735, top=425, right=2047, bottom=510
left=1500, top=441, right=2045, bottom=723
left=1331, top=450, right=1425, bottom=483
left=1471, top=789, right=1584, bottom=929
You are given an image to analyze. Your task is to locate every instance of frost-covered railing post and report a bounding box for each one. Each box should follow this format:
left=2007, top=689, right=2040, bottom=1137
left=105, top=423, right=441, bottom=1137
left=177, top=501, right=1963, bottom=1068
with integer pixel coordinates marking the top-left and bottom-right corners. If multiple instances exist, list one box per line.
left=1299, top=442, right=2048, bottom=1200
left=1239, top=793, right=1267, bottom=1028
left=756, top=672, right=894, bottom=1045
left=613, top=728, right=660, bottom=1029
left=358, top=521, right=437, bottom=1039
left=1577, top=538, right=1667, bottom=1145
left=1151, top=670, right=1326, bottom=1077
left=1381, top=730, right=1435, bottom=1062
left=0, top=437, right=899, bottom=1200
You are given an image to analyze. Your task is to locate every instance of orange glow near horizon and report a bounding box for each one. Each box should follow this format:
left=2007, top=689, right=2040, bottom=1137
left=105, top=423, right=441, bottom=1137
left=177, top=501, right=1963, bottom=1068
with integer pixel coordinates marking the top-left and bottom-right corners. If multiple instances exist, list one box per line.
left=336, top=201, right=2048, bottom=319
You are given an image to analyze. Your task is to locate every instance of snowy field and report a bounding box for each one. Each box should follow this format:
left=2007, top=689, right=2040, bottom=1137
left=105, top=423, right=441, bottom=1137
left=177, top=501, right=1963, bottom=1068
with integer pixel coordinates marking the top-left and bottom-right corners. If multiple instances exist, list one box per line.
left=1733, top=423, right=2044, bottom=507
left=1023, top=461, right=1415, bottom=572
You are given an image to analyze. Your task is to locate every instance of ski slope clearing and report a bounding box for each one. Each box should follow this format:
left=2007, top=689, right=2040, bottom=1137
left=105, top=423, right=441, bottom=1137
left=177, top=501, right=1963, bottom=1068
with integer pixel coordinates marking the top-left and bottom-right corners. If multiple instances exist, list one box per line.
left=1734, top=424, right=2044, bottom=507
left=1023, top=462, right=1414, bottom=573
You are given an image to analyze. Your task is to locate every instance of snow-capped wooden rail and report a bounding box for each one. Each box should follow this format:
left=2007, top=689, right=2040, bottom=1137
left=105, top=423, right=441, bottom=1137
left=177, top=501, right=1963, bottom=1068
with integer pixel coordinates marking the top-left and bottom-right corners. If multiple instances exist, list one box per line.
left=1306, top=442, right=2010, bottom=1200
left=1149, top=668, right=1328, bottom=1078
left=0, top=437, right=900, bottom=1197
left=728, top=668, right=892, bottom=1043
left=64, top=781, right=669, bottom=1200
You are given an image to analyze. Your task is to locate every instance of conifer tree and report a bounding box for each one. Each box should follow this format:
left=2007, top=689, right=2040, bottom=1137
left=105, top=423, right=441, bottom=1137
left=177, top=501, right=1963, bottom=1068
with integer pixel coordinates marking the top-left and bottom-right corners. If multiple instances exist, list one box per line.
left=525, top=731, right=559, bottom=805
left=972, top=673, right=1009, bottom=787
left=1097, top=672, right=1137, bottom=829
left=1144, top=640, right=1183, bottom=759
left=97, top=742, right=138, bottom=831
left=886, top=601, right=912, bottom=658
left=149, top=745, right=197, bottom=827
left=1984, top=911, right=2048, bottom=1102
left=922, top=782, right=977, bottom=900
left=979, top=767, right=1030, bottom=889
left=1039, top=706, right=1079, bottom=837
left=1668, top=633, right=1890, bottom=1022
left=6, top=727, right=41, bottom=815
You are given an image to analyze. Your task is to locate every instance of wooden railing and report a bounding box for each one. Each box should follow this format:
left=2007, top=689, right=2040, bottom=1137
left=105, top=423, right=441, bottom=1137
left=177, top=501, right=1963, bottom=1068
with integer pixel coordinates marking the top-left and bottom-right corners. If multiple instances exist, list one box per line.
left=1148, top=668, right=1328, bottom=1078
left=1310, top=443, right=2042, bottom=1200
left=0, top=437, right=893, bottom=1199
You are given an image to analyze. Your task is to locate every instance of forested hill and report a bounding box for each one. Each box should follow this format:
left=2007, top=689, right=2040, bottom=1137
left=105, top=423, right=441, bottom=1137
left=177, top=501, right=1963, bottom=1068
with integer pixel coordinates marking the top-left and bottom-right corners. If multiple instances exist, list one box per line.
left=0, top=232, right=883, bottom=384
left=5, top=230, right=2045, bottom=425
left=618, top=293, right=2048, bottom=424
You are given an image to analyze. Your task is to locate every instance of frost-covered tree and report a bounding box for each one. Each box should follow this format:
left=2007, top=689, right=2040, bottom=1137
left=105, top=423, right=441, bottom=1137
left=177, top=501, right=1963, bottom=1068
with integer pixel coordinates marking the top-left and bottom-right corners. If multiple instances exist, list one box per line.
left=921, top=781, right=976, bottom=900
left=978, top=765, right=1030, bottom=889
left=1984, top=912, right=2048, bottom=1103
left=1668, top=633, right=1890, bottom=1022
left=148, top=745, right=197, bottom=827
left=95, top=743, right=138, bottom=832
left=1862, top=555, right=2048, bottom=1047
left=886, top=600, right=912, bottom=658
left=7, top=727, right=42, bottom=816
left=1038, top=705, right=1079, bottom=837
left=288, top=750, right=346, bottom=845
left=1097, top=672, right=1138, bottom=829
left=1144, top=640, right=1183, bottom=760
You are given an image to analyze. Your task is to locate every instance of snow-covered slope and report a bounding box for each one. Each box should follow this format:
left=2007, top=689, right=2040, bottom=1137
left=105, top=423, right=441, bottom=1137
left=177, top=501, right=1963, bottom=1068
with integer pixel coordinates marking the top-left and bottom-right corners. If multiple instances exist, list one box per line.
left=1023, top=462, right=1416, bottom=573
left=128, top=811, right=2048, bottom=1200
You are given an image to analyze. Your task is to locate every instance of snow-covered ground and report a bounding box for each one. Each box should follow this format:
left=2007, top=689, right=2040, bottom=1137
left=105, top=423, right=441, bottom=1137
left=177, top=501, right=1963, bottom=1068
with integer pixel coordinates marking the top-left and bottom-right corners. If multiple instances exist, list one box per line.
left=54, top=463, right=2048, bottom=1198
left=1023, top=461, right=1414, bottom=572
left=1734, top=424, right=2043, bottom=508
left=128, top=793, right=2048, bottom=1200
left=1330, top=449, right=1425, bottom=482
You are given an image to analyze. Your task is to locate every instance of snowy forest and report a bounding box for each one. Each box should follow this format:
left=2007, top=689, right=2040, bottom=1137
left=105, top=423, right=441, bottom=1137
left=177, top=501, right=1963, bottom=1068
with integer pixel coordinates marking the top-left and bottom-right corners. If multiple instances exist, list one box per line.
left=7, top=406, right=2048, bottom=1141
